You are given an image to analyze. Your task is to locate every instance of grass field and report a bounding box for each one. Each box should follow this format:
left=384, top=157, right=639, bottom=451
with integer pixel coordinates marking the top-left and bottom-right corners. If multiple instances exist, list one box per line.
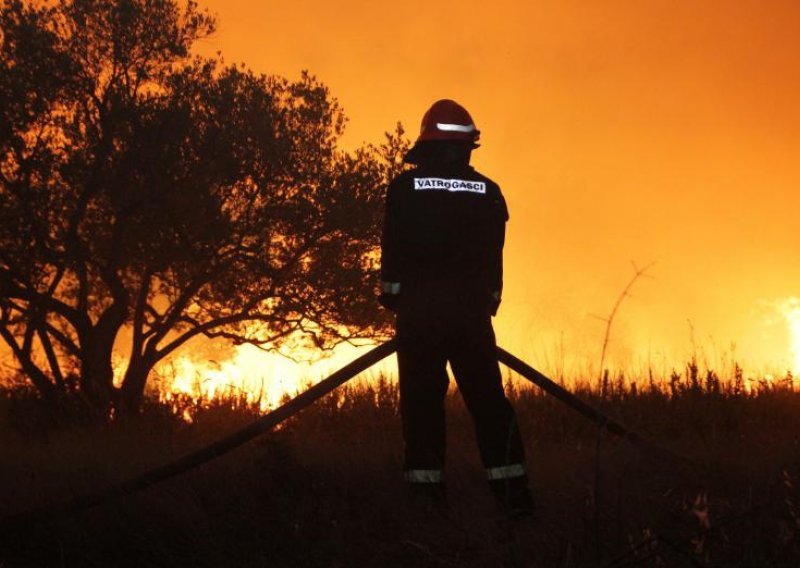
left=1, top=366, right=800, bottom=567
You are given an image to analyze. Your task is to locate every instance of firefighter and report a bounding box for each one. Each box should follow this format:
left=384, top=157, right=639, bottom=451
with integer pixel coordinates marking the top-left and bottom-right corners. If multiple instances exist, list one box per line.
left=379, top=99, right=533, bottom=515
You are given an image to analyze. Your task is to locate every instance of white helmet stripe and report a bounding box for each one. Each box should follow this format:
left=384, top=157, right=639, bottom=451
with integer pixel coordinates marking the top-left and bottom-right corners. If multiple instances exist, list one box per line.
left=436, top=122, right=475, bottom=133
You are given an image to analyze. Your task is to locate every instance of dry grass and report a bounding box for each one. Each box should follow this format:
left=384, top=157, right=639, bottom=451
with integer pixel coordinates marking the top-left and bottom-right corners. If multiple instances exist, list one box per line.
left=1, top=367, right=800, bottom=567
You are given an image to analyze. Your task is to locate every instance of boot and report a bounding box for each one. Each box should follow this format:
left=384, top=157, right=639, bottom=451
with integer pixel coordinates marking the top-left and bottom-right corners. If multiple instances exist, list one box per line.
left=405, top=482, right=448, bottom=510
left=489, top=476, right=534, bottom=518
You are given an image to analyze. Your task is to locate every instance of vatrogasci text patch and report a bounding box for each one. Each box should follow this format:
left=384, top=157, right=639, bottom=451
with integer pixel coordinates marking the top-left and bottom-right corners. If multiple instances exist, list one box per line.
left=413, top=178, right=487, bottom=194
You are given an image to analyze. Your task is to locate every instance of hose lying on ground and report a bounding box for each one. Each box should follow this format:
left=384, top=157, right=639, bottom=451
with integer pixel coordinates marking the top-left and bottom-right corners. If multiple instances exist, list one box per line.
left=0, top=339, right=398, bottom=531
left=0, top=338, right=688, bottom=531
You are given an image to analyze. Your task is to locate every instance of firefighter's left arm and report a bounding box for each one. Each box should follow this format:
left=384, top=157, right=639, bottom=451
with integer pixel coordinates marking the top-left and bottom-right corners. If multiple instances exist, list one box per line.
left=487, top=185, right=509, bottom=316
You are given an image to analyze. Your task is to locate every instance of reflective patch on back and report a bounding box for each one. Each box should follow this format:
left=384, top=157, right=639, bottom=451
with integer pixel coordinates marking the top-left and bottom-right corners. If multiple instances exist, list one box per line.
left=413, top=177, right=487, bottom=194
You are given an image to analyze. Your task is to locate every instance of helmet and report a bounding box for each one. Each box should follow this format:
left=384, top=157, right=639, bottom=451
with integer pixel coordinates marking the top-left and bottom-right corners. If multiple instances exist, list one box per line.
left=416, top=99, right=480, bottom=144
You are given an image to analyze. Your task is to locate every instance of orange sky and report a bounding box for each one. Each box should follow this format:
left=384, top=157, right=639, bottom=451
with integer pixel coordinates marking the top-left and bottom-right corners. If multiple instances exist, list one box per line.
left=192, top=0, right=800, bottom=376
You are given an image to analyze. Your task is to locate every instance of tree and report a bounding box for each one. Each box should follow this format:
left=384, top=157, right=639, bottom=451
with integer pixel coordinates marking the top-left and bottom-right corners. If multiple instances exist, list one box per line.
left=0, top=0, right=407, bottom=416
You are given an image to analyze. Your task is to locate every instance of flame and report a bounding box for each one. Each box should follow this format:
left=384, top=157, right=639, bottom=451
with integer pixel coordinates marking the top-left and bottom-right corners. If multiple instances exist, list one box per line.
left=157, top=341, right=390, bottom=413
left=164, top=346, right=301, bottom=410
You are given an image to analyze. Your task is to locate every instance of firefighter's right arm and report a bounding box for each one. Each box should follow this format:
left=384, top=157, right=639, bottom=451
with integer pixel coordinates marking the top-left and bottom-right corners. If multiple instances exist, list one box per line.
left=379, top=178, right=404, bottom=311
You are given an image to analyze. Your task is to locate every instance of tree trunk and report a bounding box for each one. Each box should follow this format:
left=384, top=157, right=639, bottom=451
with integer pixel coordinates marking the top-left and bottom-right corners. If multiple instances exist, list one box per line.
left=118, top=358, right=153, bottom=417
left=80, top=345, right=116, bottom=418
left=78, top=296, right=129, bottom=419
left=80, top=323, right=125, bottom=418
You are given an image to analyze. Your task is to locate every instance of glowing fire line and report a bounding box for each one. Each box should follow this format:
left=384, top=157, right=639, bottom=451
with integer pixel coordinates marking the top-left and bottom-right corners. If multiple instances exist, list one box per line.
left=104, top=294, right=800, bottom=415
left=156, top=342, right=388, bottom=414
left=782, top=297, right=800, bottom=374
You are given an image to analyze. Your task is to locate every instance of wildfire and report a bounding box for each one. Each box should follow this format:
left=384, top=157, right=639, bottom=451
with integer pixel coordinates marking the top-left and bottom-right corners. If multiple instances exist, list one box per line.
left=157, top=341, right=389, bottom=414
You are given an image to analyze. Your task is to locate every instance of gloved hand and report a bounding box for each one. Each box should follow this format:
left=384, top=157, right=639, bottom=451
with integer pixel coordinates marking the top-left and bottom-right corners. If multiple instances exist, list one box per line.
left=489, top=290, right=502, bottom=316
left=378, top=292, right=400, bottom=312
left=379, top=281, right=401, bottom=312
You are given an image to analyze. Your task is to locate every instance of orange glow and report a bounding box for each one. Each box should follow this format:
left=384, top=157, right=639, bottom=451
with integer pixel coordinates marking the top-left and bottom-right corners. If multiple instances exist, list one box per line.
left=120, top=0, right=798, bottom=402
left=186, top=0, right=800, bottom=381
left=781, top=298, right=800, bottom=374
left=6, top=1, right=797, bottom=400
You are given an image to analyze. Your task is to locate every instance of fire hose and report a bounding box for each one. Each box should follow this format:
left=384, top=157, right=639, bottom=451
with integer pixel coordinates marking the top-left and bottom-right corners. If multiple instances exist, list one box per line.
left=0, top=338, right=685, bottom=531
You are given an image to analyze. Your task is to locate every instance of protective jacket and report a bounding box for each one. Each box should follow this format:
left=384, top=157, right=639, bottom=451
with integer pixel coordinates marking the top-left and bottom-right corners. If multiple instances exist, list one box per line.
left=380, top=163, right=508, bottom=301
left=379, top=156, right=530, bottom=511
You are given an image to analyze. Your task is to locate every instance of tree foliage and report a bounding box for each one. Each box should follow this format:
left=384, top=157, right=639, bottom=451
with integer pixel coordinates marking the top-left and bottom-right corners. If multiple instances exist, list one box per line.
left=0, top=0, right=408, bottom=416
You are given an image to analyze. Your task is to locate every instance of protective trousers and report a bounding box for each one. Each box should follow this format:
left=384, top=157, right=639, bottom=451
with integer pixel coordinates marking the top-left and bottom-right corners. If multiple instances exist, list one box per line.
left=396, top=281, right=527, bottom=486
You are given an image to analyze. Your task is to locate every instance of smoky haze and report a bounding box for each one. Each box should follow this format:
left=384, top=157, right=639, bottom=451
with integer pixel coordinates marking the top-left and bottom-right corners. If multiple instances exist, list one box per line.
left=195, top=0, right=800, bottom=374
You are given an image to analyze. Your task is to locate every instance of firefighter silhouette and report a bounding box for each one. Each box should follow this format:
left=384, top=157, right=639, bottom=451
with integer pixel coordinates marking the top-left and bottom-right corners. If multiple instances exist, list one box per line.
left=380, top=99, right=533, bottom=514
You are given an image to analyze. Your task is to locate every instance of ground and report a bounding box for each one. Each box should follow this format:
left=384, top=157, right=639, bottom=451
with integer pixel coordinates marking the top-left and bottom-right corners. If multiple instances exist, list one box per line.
left=1, top=376, right=800, bottom=567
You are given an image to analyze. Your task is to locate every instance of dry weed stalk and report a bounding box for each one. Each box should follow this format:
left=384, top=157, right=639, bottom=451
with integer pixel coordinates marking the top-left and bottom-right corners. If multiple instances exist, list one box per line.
left=595, top=261, right=656, bottom=387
